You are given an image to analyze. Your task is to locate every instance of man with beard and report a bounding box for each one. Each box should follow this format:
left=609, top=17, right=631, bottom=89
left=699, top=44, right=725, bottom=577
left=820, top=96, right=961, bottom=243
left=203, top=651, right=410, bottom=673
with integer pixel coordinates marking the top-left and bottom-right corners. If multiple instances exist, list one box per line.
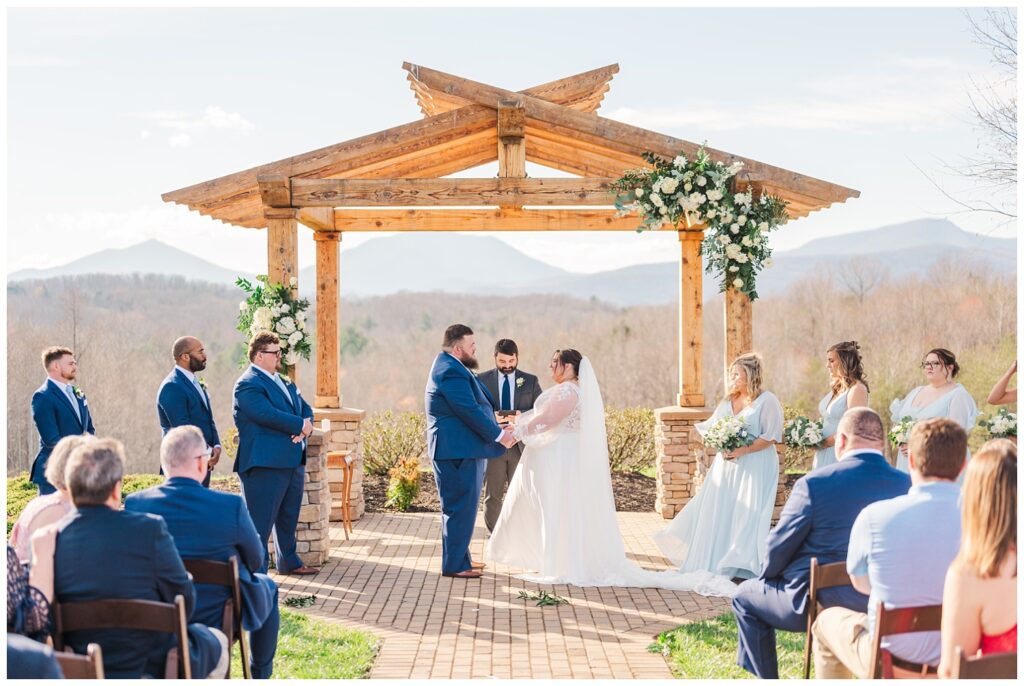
left=477, top=339, right=542, bottom=533
left=31, top=346, right=96, bottom=495
left=157, top=336, right=221, bottom=487
left=425, top=324, right=516, bottom=578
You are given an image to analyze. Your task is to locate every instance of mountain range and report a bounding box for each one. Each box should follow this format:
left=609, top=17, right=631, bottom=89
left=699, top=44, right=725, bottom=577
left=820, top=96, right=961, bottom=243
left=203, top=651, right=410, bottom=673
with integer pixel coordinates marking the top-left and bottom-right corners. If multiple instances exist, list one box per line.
left=8, top=218, right=1015, bottom=306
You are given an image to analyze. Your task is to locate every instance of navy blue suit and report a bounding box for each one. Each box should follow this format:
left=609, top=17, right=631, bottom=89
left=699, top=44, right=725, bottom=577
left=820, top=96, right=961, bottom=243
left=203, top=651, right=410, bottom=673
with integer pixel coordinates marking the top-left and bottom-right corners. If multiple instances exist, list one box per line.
left=732, top=449, right=911, bottom=678
left=126, top=477, right=280, bottom=678
left=6, top=633, right=64, bottom=679
left=30, top=379, right=96, bottom=494
left=425, top=352, right=506, bottom=575
left=232, top=365, right=313, bottom=574
left=157, top=368, right=221, bottom=487
left=53, top=506, right=222, bottom=679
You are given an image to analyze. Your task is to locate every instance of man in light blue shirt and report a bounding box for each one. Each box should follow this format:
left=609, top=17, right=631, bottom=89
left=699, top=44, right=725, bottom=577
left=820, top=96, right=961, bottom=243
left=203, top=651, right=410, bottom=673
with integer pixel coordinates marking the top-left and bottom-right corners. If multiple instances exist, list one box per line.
left=812, top=417, right=967, bottom=678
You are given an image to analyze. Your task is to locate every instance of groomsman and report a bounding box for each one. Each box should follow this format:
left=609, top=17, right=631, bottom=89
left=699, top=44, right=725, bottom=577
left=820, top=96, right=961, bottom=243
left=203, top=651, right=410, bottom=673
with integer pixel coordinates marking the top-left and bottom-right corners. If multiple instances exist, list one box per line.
left=233, top=332, right=318, bottom=576
left=30, top=346, right=96, bottom=495
left=157, top=336, right=221, bottom=487
left=477, top=339, right=542, bottom=533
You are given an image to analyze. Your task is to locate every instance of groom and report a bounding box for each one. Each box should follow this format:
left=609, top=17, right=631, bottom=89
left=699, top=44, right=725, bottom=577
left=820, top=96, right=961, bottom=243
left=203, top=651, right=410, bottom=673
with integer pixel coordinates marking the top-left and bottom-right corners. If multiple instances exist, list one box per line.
left=425, top=324, right=516, bottom=579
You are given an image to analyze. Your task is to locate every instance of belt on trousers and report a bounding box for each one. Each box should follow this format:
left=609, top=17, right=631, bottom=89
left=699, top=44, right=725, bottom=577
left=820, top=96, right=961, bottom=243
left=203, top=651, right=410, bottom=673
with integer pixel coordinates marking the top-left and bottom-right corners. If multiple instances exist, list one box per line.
left=889, top=653, right=939, bottom=675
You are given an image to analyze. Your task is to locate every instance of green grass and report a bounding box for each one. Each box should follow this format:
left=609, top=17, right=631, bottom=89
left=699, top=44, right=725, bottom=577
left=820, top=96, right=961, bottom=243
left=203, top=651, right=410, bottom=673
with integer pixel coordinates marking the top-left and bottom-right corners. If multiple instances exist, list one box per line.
left=637, top=465, right=657, bottom=478
left=229, top=608, right=380, bottom=679
left=651, top=612, right=808, bottom=679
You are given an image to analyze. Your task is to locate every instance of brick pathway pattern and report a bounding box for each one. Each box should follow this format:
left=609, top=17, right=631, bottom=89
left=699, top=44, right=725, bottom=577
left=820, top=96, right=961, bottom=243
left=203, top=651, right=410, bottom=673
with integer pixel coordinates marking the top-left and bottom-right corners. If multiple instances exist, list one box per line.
left=273, top=512, right=731, bottom=679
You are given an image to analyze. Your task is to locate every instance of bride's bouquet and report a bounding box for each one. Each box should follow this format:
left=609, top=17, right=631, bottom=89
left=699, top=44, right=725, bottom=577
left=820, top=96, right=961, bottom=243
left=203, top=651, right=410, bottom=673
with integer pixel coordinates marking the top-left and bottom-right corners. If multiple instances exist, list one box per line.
left=783, top=416, right=824, bottom=449
left=702, top=416, right=754, bottom=454
left=979, top=408, right=1017, bottom=438
left=888, top=416, right=916, bottom=449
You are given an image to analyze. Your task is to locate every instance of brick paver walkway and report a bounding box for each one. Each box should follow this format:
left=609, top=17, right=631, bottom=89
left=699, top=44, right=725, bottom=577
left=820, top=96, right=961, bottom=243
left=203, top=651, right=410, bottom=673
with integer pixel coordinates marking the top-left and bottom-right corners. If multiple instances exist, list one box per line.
left=272, top=512, right=731, bottom=679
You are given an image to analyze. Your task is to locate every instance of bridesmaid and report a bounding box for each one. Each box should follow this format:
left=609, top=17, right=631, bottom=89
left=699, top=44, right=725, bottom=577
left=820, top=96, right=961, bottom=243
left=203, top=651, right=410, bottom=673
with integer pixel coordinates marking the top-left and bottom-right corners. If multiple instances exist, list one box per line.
left=890, top=348, right=979, bottom=473
left=987, top=359, right=1017, bottom=406
left=812, top=341, right=870, bottom=470
left=653, top=353, right=783, bottom=581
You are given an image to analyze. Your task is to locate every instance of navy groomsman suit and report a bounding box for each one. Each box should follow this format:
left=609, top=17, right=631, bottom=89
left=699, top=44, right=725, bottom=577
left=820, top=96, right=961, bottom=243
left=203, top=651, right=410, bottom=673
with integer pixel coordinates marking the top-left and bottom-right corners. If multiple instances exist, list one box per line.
left=157, top=368, right=221, bottom=487
left=232, top=365, right=314, bottom=574
left=425, top=352, right=507, bottom=576
left=127, top=477, right=280, bottom=678
left=30, top=379, right=96, bottom=494
left=53, top=506, right=223, bottom=678
left=732, top=449, right=911, bottom=678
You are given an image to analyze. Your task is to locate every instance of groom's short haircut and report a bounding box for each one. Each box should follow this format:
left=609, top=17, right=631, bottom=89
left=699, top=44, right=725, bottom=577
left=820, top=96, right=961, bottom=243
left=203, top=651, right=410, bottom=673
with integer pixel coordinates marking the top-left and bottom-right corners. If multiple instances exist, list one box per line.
left=494, top=339, right=518, bottom=357
left=838, top=407, right=884, bottom=444
left=443, top=324, right=473, bottom=349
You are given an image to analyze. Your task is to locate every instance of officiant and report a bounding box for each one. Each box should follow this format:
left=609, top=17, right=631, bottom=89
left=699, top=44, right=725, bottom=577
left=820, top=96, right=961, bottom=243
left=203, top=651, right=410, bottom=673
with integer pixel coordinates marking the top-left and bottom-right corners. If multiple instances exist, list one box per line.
left=477, top=339, right=543, bottom=533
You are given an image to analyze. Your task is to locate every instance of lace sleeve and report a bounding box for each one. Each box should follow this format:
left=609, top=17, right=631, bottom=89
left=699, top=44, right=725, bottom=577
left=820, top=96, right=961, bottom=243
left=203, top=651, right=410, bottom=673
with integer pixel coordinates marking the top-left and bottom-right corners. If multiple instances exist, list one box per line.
left=513, top=383, right=580, bottom=448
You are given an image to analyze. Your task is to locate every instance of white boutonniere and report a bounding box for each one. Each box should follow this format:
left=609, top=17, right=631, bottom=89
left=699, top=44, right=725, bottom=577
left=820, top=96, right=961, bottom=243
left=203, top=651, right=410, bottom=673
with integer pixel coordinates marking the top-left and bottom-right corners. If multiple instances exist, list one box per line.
left=516, top=377, right=525, bottom=389
left=197, top=376, right=208, bottom=391
left=72, top=386, right=85, bottom=399
left=279, top=373, right=292, bottom=385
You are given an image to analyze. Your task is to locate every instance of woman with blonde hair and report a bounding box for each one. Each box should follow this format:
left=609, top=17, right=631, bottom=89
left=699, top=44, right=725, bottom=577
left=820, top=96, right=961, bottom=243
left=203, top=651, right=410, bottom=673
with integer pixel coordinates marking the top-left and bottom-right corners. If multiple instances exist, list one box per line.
left=812, top=341, right=870, bottom=470
left=938, top=439, right=1017, bottom=677
left=8, top=435, right=93, bottom=562
left=654, top=353, right=784, bottom=584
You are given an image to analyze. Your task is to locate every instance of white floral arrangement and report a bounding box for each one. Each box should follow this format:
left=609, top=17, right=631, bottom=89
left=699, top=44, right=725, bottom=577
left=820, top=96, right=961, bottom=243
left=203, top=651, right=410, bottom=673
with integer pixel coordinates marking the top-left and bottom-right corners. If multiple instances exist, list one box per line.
left=888, top=416, right=916, bottom=449
left=979, top=408, right=1017, bottom=438
left=783, top=416, right=824, bottom=449
left=612, top=146, right=789, bottom=301
left=236, top=274, right=311, bottom=368
left=702, top=415, right=755, bottom=454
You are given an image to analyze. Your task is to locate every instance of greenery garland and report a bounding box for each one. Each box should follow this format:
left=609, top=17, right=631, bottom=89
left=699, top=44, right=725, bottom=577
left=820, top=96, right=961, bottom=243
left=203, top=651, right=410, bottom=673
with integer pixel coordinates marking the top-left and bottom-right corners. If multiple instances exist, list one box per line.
left=236, top=275, right=312, bottom=368
left=612, top=147, right=789, bottom=301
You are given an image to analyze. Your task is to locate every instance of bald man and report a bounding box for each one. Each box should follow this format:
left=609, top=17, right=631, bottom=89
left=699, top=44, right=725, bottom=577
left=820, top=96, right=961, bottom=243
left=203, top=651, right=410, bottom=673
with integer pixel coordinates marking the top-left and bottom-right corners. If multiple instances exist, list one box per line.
left=156, top=336, right=221, bottom=486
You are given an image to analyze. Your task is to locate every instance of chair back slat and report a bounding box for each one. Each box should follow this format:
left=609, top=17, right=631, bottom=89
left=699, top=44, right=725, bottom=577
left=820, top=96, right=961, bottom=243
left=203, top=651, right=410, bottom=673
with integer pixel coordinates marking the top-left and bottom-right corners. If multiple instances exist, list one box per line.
left=183, top=556, right=246, bottom=678
left=870, top=603, right=943, bottom=678
left=183, top=558, right=232, bottom=586
left=803, top=558, right=854, bottom=679
left=55, top=643, right=104, bottom=679
left=813, top=561, right=852, bottom=591
left=955, top=647, right=1018, bottom=679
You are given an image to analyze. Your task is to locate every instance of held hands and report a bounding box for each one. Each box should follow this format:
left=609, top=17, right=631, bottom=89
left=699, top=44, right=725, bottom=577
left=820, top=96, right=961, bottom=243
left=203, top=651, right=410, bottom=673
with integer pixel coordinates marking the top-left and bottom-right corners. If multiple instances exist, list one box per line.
left=499, top=425, right=518, bottom=449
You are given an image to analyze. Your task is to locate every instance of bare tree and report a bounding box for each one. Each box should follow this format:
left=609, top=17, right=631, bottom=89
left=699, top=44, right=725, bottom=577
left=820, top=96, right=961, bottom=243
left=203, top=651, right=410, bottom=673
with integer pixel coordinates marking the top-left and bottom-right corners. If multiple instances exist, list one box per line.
left=836, top=257, right=887, bottom=305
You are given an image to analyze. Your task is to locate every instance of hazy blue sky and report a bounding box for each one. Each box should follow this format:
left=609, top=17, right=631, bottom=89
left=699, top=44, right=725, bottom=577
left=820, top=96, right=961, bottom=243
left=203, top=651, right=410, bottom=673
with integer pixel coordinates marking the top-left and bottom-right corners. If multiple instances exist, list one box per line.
left=7, top=7, right=1015, bottom=274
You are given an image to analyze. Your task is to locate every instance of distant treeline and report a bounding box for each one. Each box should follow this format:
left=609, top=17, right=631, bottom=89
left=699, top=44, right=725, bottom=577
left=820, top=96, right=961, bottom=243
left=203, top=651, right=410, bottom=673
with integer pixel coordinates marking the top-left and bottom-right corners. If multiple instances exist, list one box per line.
left=6, top=255, right=1015, bottom=473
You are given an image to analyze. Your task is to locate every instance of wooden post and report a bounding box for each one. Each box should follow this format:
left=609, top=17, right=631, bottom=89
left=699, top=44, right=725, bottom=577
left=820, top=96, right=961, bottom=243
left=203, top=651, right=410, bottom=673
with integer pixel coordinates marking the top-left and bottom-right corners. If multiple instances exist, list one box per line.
left=497, top=105, right=526, bottom=180
left=314, top=231, right=341, bottom=408
left=266, top=208, right=299, bottom=378
left=677, top=229, right=704, bottom=407
left=724, top=286, right=754, bottom=379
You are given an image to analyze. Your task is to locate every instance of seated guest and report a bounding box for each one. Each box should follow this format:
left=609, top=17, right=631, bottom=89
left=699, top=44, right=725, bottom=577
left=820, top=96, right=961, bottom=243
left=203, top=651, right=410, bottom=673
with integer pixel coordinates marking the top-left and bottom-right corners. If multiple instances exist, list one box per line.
left=127, top=426, right=280, bottom=678
left=7, top=633, right=63, bottom=679
left=813, top=417, right=967, bottom=678
left=733, top=407, right=911, bottom=678
left=938, top=439, right=1017, bottom=676
left=52, top=437, right=228, bottom=678
left=7, top=545, right=62, bottom=679
left=9, top=435, right=94, bottom=563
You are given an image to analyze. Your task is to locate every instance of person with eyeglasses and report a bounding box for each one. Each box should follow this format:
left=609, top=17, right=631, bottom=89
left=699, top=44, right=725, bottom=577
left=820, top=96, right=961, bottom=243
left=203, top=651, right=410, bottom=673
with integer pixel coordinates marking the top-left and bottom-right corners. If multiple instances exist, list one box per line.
left=232, top=332, right=317, bottom=576
left=889, top=348, right=979, bottom=473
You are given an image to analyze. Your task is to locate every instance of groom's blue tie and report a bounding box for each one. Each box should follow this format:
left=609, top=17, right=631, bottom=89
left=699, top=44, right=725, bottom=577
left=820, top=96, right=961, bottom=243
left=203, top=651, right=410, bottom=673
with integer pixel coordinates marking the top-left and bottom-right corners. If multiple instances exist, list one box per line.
left=501, top=374, right=511, bottom=411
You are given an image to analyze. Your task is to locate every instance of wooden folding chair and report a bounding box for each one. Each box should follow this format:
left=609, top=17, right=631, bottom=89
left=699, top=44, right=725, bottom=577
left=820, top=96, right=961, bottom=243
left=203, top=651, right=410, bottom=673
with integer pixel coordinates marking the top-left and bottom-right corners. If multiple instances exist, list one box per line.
left=952, top=646, right=1017, bottom=679
left=184, top=556, right=251, bottom=679
left=802, top=557, right=851, bottom=678
left=52, top=595, right=192, bottom=679
left=54, top=643, right=104, bottom=679
left=869, top=603, right=943, bottom=678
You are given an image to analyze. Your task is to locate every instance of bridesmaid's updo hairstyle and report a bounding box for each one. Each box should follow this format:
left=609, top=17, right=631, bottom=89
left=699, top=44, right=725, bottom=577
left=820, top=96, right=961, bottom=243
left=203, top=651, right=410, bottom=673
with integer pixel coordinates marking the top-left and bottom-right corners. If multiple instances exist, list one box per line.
left=828, top=340, right=869, bottom=395
left=554, top=349, right=583, bottom=379
left=730, top=353, right=764, bottom=400
left=926, top=348, right=960, bottom=379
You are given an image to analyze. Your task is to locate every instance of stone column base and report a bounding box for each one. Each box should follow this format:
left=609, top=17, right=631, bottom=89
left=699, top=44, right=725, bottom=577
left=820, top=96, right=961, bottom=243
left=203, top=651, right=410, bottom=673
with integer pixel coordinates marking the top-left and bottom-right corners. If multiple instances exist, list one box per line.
left=654, top=406, right=713, bottom=519
left=314, top=407, right=366, bottom=522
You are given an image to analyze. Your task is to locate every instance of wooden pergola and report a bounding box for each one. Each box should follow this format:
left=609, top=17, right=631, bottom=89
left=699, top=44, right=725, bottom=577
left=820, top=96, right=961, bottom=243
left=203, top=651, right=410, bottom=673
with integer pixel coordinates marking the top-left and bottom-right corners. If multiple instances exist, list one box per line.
left=163, top=62, right=859, bottom=411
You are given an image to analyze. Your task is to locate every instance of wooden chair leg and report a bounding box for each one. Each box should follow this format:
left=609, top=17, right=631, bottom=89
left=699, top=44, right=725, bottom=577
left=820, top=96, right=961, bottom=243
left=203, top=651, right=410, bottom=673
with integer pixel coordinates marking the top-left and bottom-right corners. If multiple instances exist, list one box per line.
left=803, top=606, right=815, bottom=679
left=239, top=628, right=253, bottom=679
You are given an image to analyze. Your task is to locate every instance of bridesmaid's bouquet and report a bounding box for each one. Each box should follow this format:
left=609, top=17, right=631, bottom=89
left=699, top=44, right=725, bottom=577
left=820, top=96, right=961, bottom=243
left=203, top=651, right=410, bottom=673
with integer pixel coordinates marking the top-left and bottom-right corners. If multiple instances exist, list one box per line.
left=888, top=416, right=916, bottom=448
left=979, top=408, right=1017, bottom=438
left=783, top=416, right=824, bottom=449
left=703, top=416, right=754, bottom=453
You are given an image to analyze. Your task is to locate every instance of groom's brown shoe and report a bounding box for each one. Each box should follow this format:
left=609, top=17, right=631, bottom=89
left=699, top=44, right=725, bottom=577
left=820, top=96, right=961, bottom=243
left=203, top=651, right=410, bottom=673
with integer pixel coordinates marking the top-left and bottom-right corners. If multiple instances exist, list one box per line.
left=471, top=561, right=486, bottom=570
left=443, top=569, right=483, bottom=579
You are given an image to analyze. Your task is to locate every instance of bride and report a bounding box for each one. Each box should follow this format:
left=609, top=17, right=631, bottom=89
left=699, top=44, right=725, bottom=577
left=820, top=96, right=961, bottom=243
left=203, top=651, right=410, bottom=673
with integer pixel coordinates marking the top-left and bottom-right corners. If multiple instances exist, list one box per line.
left=485, top=349, right=738, bottom=597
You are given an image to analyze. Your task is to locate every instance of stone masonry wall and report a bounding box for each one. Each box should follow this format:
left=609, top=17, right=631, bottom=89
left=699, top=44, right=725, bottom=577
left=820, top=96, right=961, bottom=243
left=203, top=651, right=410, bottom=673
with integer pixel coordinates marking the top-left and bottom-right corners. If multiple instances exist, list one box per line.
left=314, top=408, right=366, bottom=522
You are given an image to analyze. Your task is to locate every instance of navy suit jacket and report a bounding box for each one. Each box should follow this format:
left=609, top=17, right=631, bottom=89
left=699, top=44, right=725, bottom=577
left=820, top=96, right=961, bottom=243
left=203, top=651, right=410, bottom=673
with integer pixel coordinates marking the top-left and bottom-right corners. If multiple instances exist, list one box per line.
left=7, top=633, right=64, bottom=679
left=157, top=368, right=220, bottom=448
left=425, top=352, right=506, bottom=462
left=761, top=449, right=911, bottom=614
left=125, top=477, right=273, bottom=632
left=232, top=366, right=313, bottom=473
left=53, top=506, right=200, bottom=678
left=30, top=379, right=96, bottom=486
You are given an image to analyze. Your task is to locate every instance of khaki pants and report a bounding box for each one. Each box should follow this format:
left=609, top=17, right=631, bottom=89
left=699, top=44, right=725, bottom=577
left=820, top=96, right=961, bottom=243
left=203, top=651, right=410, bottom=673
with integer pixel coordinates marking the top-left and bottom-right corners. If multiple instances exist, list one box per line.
left=483, top=451, right=521, bottom=533
left=812, top=606, right=874, bottom=679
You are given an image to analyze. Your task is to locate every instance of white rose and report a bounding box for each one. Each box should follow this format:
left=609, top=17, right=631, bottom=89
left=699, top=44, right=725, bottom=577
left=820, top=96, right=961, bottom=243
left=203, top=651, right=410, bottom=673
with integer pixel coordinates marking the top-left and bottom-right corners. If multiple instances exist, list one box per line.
left=741, top=236, right=753, bottom=247
left=718, top=235, right=731, bottom=245
left=674, top=155, right=687, bottom=167
left=660, top=206, right=668, bottom=215
left=285, top=350, right=299, bottom=366
left=733, top=278, right=744, bottom=288
left=289, top=276, right=298, bottom=288
left=297, top=319, right=305, bottom=331
left=683, top=183, right=692, bottom=192
left=635, top=188, right=644, bottom=198
left=758, top=222, right=769, bottom=232
left=288, top=330, right=303, bottom=346
left=276, top=316, right=296, bottom=335
left=661, top=177, right=679, bottom=194
left=725, top=244, right=743, bottom=259
left=706, top=209, right=717, bottom=219
left=730, top=223, right=740, bottom=234
left=738, top=215, right=747, bottom=225
left=729, top=265, right=739, bottom=272
left=735, top=253, right=749, bottom=263
left=649, top=193, right=664, bottom=208
left=764, top=258, right=774, bottom=268
left=733, top=193, right=751, bottom=206
left=696, top=176, right=707, bottom=187
left=706, top=189, right=723, bottom=202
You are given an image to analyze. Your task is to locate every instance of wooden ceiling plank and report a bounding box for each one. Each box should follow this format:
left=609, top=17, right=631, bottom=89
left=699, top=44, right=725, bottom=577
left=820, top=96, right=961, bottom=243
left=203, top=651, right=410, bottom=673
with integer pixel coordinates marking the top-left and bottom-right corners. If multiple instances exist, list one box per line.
left=332, top=208, right=638, bottom=232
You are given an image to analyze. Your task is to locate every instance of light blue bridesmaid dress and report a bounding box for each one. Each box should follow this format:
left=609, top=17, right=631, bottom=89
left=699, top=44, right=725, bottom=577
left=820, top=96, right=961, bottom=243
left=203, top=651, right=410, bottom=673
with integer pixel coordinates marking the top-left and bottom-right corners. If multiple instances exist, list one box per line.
left=812, top=388, right=852, bottom=471
left=889, top=383, right=979, bottom=473
left=653, top=390, right=783, bottom=581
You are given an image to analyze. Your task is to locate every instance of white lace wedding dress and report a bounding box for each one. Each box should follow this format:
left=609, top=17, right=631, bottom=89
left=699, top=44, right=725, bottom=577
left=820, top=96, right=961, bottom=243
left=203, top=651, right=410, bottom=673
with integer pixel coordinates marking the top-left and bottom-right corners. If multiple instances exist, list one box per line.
left=484, top=357, right=738, bottom=597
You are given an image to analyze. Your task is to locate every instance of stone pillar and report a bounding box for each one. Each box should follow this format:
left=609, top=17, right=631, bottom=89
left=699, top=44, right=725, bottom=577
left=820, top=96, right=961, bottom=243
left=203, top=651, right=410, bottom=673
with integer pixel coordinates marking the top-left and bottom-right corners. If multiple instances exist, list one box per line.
left=654, top=406, right=712, bottom=518
left=314, top=407, right=367, bottom=522
left=267, top=429, right=331, bottom=568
